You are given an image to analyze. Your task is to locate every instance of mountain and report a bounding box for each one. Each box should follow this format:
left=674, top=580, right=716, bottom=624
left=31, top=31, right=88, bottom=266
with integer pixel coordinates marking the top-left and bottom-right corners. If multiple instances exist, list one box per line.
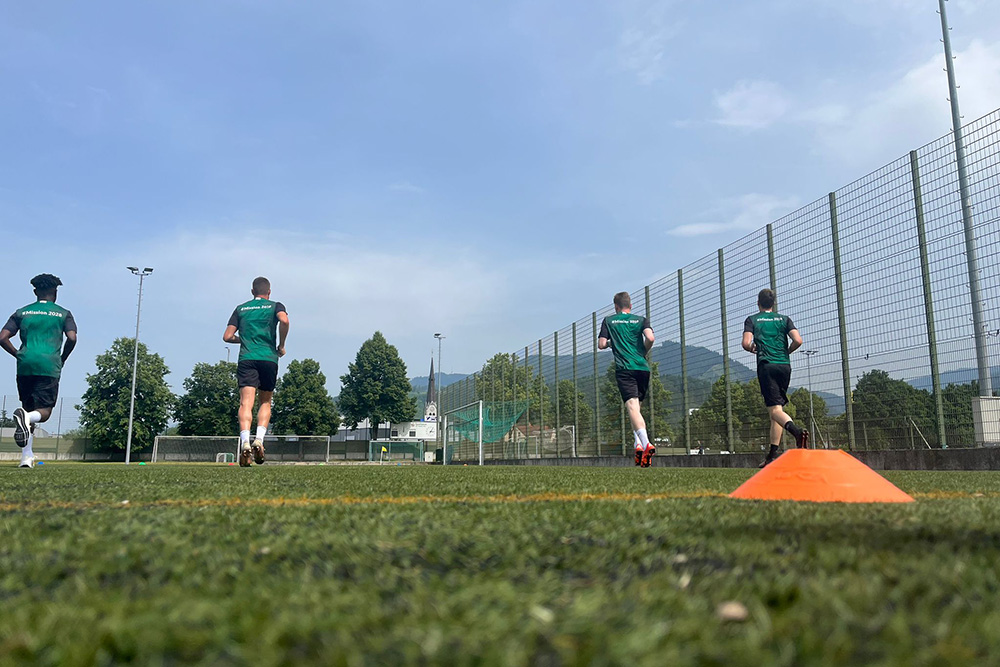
left=409, top=372, right=468, bottom=393
left=516, top=340, right=756, bottom=385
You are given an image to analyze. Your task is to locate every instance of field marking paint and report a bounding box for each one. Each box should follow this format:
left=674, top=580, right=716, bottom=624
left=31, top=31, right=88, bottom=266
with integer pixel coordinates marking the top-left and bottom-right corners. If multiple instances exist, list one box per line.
left=0, top=491, right=726, bottom=512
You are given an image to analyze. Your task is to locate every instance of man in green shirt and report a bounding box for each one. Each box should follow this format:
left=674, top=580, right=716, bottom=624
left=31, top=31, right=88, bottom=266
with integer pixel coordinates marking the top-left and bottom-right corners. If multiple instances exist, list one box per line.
left=598, top=291, right=656, bottom=467
left=742, top=288, right=807, bottom=467
left=0, top=274, right=78, bottom=468
left=223, top=277, right=289, bottom=467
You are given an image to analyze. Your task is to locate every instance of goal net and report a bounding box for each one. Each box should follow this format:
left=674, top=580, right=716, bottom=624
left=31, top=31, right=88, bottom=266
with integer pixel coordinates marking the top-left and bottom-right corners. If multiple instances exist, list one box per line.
left=442, top=400, right=528, bottom=464
left=369, top=440, right=426, bottom=462
left=151, top=435, right=331, bottom=463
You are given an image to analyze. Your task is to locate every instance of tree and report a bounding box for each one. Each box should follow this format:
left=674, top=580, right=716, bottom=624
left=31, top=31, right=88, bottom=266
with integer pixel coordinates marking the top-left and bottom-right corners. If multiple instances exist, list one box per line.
left=78, top=337, right=174, bottom=452
left=549, top=379, right=594, bottom=442
left=174, top=361, right=238, bottom=436
left=0, top=409, right=13, bottom=428
left=941, top=381, right=977, bottom=447
left=339, top=332, right=417, bottom=440
left=272, top=359, right=340, bottom=436
left=853, top=369, right=934, bottom=449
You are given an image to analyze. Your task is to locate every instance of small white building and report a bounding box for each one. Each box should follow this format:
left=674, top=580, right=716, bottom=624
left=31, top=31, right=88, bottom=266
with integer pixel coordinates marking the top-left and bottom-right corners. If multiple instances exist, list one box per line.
left=389, top=356, right=438, bottom=442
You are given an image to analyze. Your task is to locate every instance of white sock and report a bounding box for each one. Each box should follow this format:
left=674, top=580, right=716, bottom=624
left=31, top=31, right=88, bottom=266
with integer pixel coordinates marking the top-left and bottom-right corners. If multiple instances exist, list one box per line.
left=23, top=432, right=34, bottom=458
left=255, top=426, right=267, bottom=441
left=240, top=430, right=251, bottom=446
left=633, top=432, right=642, bottom=450
left=26, top=411, right=42, bottom=424
left=636, top=428, right=650, bottom=449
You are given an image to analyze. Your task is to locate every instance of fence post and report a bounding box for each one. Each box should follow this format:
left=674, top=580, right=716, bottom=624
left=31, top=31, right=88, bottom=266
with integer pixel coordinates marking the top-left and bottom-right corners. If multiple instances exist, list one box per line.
left=679, top=269, right=690, bottom=454
left=524, top=346, right=530, bottom=456
left=644, top=285, right=654, bottom=442
left=572, top=322, right=578, bottom=457
left=538, top=339, right=544, bottom=456
left=593, top=312, right=600, bottom=456
left=767, top=223, right=778, bottom=311
left=829, top=192, right=857, bottom=450
left=554, top=331, right=560, bottom=457
left=719, top=249, right=734, bottom=450
left=909, top=150, right=948, bottom=448
left=55, top=397, right=64, bottom=461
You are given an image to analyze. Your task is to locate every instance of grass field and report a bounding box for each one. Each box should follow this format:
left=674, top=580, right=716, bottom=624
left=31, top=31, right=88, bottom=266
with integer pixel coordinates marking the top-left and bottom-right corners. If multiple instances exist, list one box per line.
left=3, top=464, right=1000, bottom=666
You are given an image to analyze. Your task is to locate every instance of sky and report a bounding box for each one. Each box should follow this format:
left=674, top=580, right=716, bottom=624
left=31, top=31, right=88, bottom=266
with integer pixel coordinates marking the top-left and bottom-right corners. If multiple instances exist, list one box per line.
left=1, top=0, right=1000, bottom=402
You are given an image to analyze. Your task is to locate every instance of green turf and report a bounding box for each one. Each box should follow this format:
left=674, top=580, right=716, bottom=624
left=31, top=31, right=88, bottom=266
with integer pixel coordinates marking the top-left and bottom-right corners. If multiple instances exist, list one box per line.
left=2, top=464, right=1000, bottom=666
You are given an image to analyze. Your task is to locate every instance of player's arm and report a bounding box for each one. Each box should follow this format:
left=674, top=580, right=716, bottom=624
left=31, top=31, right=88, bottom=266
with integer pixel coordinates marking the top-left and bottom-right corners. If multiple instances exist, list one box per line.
left=741, top=316, right=757, bottom=353
left=642, top=318, right=654, bottom=353
left=0, top=314, right=19, bottom=359
left=61, top=312, right=78, bottom=363
left=223, top=308, right=241, bottom=344
left=787, top=328, right=803, bottom=354
left=597, top=318, right=612, bottom=350
left=276, top=310, right=289, bottom=357
left=0, top=329, right=17, bottom=359
left=223, top=325, right=241, bottom=345
left=61, top=331, right=77, bottom=363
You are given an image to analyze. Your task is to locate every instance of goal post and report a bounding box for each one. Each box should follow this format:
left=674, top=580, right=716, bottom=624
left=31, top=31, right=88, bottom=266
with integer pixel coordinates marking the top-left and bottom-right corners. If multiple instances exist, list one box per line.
left=151, top=435, right=331, bottom=463
left=369, top=440, right=426, bottom=462
left=442, top=400, right=483, bottom=465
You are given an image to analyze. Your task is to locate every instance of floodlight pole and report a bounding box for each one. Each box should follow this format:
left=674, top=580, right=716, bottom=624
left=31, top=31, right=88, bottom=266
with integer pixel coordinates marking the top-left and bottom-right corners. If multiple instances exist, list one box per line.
left=938, top=0, right=992, bottom=396
left=434, top=333, right=445, bottom=461
left=125, top=267, right=153, bottom=465
left=478, top=399, right=484, bottom=466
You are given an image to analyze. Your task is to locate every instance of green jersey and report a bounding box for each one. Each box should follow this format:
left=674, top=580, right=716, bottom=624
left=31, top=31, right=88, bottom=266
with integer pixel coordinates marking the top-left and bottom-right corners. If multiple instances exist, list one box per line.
left=228, top=298, right=286, bottom=363
left=2, top=301, right=76, bottom=378
left=599, top=313, right=652, bottom=372
left=744, top=311, right=797, bottom=365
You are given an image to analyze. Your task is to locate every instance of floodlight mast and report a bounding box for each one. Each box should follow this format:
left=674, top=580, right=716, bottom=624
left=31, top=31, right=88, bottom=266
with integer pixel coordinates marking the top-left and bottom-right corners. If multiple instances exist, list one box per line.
left=125, top=267, right=153, bottom=465
left=938, top=0, right=991, bottom=396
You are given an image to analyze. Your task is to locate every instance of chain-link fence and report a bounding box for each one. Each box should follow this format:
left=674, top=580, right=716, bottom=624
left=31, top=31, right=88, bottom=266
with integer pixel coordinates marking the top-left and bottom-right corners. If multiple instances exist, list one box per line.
left=440, top=108, right=1000, bottom=460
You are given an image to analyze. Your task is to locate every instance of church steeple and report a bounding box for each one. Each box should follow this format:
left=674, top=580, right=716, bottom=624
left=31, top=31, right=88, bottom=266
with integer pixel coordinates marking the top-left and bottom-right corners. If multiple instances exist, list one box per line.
left=424, top=357, right=437, bottom=421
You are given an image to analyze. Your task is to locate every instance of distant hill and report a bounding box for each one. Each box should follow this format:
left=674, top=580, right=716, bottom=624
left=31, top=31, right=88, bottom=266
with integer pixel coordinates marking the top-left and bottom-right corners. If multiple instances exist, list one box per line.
left=409, top=372, right=468, bottom=393
left=518, top=340, right=756, bottom=385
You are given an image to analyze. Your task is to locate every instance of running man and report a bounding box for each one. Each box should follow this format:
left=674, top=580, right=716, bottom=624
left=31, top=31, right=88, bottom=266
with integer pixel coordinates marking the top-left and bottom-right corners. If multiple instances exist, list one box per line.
left=598, top=292, right=656, bottom=467
left=742, top=288, right=807, bottom=467
left=0, top=274, right=77, bottom=468
left=223, top=277, right=289, bottom=467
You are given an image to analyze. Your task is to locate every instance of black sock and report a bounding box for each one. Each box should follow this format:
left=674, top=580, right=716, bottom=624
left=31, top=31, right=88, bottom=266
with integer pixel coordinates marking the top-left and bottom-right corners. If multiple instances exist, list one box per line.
left=767, top=444, right=780, bottom=457
left=783, top=420, right=802, bottom=437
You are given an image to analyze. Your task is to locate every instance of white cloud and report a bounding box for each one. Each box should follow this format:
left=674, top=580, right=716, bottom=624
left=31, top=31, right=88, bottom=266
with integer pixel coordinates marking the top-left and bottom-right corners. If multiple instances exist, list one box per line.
left=713, top=80, right=791, bottom=129
left=805, top=40, right=1000, bottom=165
left=388, top=181, right=426, bottom=194
left=667, top=193, right=800, bottom=237
left=617, top=1, right=678, bottom=85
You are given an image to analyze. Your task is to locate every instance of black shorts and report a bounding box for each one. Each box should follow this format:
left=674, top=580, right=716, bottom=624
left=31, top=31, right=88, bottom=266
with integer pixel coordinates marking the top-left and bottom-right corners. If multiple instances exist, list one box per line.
left=615, top=369, right=650, bottom=403
left=17, top=375, right=60, bottom=411
left=757, top=362, right=791, bottom=407
left=237, top=360, right=279, bottom=392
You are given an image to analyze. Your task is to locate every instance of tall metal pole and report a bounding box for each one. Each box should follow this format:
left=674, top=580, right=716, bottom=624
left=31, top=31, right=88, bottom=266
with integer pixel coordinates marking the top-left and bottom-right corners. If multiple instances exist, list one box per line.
left=572, top=322, right=578, bottom=457
left=592, top=312, right=600, bottom=456
left=938, top=0, right=992, bottom=396
left=644, top=285, right=654, bottom=440
left=554, top=331, right=560, bottom=457
left=829, top=193, right=857, bottom=450
left=125, top=267, right=152, bottom=465
left=718, top=249, right=734, bottom=450
left=910, top=151, right=948, bottom=448
left=767, top=223, right=778, bottom=312
left=678, top=269, right=690, bottom=454
left=804, top=350, right=818, bottom=448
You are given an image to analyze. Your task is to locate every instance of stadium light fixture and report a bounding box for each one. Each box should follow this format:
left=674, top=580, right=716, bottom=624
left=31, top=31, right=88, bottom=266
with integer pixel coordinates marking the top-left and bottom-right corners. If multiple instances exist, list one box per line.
left=125, top=266, right=154, bottom=464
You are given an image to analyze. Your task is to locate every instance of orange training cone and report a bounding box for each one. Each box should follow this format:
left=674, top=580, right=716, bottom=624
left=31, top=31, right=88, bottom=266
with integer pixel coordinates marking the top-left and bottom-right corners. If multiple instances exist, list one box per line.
left=729, top=449, right=914, bottom=503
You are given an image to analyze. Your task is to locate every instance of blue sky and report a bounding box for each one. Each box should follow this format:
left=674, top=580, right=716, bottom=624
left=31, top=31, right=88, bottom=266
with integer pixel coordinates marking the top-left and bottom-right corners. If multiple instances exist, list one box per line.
left=2, top=0, right=999, bottom=402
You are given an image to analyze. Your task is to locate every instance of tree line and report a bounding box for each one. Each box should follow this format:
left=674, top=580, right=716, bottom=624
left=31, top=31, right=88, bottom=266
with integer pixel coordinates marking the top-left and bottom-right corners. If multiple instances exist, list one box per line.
left=70, top=331, right=415, bottom=452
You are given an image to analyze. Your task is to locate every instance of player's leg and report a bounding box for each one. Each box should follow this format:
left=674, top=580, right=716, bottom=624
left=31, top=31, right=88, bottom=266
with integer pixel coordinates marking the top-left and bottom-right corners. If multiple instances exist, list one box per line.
left=617, top=369, right=652, bottom=466
left=634, top=372, right=655, bottom=467
left=238, top=386, right=256, bottom=467
left=250, top=362, right=278, bottom=465
left=13, top=376, right=58, bottom=468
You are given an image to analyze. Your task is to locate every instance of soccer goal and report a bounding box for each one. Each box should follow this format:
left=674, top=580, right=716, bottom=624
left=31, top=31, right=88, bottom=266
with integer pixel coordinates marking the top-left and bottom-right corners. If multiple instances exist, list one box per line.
left=442, top=400, right=529, bottom=465
left=151, top=435, right=332, bottom=463
left=369, top=440, right=426, bottom=462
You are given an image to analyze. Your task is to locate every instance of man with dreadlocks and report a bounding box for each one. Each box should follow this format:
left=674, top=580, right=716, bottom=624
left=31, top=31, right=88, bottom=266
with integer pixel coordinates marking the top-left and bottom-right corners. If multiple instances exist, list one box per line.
left=0, top=274, right=77, bottom=468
